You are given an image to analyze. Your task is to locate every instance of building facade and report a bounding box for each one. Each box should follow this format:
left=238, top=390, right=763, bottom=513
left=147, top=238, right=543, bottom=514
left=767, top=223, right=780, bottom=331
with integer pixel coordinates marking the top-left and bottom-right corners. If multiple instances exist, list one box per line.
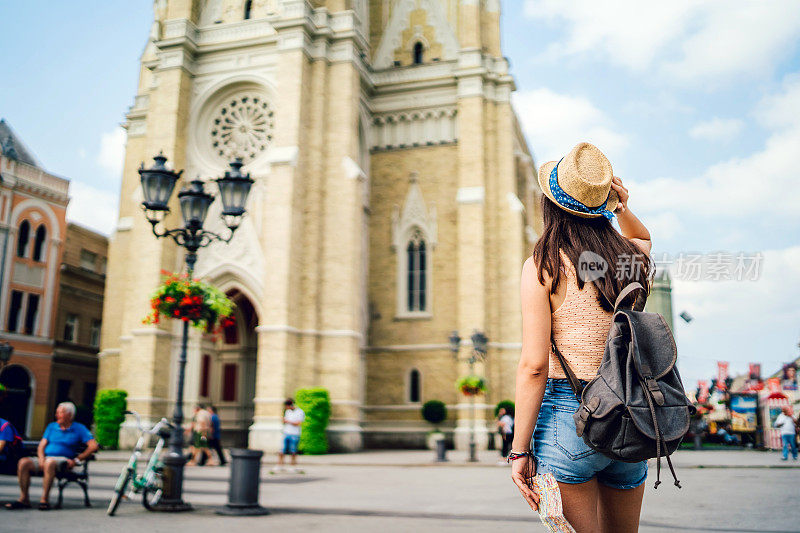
left=0, top=119, right=69, bottom=438
left=50, top=223, right=108, bottom=425
left=99, top=0, right=541, bottom=451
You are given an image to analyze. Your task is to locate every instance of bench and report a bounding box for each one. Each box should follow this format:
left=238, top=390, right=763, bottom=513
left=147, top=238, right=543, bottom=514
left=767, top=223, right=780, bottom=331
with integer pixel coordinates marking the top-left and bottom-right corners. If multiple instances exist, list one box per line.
left=21, top=440, right=94, bottom=509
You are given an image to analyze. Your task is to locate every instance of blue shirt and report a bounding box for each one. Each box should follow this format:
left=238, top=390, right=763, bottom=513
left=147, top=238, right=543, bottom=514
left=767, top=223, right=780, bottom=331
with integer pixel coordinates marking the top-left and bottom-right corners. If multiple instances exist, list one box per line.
left=42, top=422, right=93, bottom=459
left=211, top=413, right=221, bottom=440
left=0, top=418, right=19, bottom=460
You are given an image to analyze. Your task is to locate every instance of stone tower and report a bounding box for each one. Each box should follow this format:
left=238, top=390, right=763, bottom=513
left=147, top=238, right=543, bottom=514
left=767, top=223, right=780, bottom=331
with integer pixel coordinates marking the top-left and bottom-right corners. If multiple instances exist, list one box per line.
left=99, top=0, right=540, bottom=452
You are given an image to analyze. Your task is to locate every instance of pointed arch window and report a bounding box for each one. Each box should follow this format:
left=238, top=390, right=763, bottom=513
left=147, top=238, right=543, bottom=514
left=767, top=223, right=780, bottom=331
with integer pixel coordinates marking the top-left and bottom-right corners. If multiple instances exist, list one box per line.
left=408, top=368, right=421, bottom=403
left=32, top=225, right=46, bottom=262
left=244, top=0, right=252, bottom=19
left=16, top=220, right=30, bottom=258
left=406, top=231, right=426, bottom=312
left=413, top=42, right=424, bottom=65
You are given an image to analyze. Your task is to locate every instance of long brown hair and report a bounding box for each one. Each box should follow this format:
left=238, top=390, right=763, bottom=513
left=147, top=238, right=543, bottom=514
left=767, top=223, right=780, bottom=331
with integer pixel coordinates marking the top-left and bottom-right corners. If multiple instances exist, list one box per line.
left=532, top=195, right=652, bottom=311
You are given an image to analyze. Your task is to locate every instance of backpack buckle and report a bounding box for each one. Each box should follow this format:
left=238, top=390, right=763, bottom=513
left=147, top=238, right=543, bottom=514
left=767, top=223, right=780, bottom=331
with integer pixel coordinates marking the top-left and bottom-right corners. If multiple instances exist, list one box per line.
left=574, top=397, right=599, bottom=437
left=645, top=377, right=665, bottom=406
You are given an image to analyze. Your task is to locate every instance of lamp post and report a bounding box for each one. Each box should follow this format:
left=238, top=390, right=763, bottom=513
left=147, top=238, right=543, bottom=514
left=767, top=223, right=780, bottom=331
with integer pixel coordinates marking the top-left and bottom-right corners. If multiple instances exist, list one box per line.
left=449, top=330, right=488, bottom=462
left=138, top=154, right=253, bottom=512
left=0, top=341, right=13, bottom=370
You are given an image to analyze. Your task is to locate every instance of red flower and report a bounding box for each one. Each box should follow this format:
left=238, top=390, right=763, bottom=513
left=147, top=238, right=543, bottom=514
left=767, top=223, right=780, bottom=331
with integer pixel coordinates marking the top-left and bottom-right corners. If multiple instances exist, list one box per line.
left=181, top=296, right=193, bottom=306
left=173, top=309, right=180, bottom=316
left=165, top=296, right=176, bottom=303
left=182, top=317, right=189, bottom=322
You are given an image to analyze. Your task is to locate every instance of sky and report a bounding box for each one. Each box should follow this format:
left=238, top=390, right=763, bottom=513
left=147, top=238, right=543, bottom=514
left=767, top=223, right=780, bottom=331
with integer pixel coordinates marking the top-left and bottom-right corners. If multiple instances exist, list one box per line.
left=1, top=1, right=799, bottom=387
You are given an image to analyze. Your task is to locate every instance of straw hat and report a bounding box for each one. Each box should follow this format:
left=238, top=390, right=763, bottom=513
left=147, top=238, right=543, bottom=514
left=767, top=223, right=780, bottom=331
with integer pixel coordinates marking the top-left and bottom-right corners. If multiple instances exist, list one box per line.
left=538, top=142, right=619, bottom=218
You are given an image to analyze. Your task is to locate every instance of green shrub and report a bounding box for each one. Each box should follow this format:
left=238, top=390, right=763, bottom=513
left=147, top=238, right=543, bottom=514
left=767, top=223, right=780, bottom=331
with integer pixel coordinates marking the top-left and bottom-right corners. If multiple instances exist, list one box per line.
left=93, top=389, right=127, bottom=450
left=421, top=400, right=447, bottom=427
left=295, top=388, right=331, bottom=455
left=495, top=400, right=515, bottom=417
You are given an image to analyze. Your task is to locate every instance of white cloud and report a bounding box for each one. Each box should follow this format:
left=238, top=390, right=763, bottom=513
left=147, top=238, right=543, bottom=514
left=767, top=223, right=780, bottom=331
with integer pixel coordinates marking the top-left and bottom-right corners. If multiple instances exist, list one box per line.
left=66, top=181, right=119, bottom=236
left=523, top=0, right=800, bottom=86
left=513, top=88, right=628, bottom=166
left=632, top=75, right=800, bottom=220
left=688, top=117, right=744, bottom=142
left=97, top=127, right=126, bottom=178
left=671, top=246, right=800, bottom=384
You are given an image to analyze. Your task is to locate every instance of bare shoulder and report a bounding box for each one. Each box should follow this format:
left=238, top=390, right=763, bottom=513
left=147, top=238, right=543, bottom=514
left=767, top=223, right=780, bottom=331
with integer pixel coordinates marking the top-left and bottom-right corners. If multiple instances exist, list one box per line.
left=521, top=256, right=550, bottom=295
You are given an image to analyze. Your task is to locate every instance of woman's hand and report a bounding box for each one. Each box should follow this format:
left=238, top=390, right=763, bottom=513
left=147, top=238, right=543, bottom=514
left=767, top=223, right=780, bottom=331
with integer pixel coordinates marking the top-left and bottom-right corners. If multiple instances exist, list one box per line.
left=611, top=176, right=628, bottom=214
left=510, top=456, right=540, bottom=512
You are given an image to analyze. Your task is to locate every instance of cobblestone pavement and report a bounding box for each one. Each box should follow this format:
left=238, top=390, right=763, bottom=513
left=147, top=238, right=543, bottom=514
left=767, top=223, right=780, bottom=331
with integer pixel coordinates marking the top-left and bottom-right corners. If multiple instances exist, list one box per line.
left=0, top=450, right=797, bottom=532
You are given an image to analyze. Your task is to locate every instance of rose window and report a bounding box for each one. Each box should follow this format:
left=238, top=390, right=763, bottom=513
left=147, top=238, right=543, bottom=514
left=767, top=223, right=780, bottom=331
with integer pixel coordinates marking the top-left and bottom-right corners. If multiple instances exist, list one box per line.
left=210, top=94, right=274, bottom=163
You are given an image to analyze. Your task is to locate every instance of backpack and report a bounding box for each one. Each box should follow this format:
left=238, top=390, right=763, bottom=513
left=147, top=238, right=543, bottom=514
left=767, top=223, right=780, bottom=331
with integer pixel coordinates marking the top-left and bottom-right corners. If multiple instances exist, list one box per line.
left=552, top=282, right=696, bottom=489
left=0, top=420, right=24, bottom=465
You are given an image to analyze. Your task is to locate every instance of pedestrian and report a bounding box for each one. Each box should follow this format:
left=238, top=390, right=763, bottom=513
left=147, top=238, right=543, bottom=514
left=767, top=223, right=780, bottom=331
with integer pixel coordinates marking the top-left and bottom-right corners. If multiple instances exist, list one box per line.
left=773, top=406, right=797, bottom=461
left=272, top=398, right=304, bottom=474
left=0, top=416, right=23, bottom=475
left=496, top=407, right=514, bottom=462
left=206, top=405, right=227, bottom=466
left=510, top=143, right=653, bottom=531
left=186, top=405, right=215, bottom=466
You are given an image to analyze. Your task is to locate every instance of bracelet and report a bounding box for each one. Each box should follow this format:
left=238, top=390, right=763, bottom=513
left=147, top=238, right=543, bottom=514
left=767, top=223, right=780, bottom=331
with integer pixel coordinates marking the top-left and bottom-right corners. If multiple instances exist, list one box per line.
left=507, top=451, right=533, bottom=463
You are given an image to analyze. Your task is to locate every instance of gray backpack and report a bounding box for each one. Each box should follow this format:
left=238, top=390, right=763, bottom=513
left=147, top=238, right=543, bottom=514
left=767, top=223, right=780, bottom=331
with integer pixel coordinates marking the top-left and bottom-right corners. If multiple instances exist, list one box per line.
left=552, top=282, right=695, bottom=488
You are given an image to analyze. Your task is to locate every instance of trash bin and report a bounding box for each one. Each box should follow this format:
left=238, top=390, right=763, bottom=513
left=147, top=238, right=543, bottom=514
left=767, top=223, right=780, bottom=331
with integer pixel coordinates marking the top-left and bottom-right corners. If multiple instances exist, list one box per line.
left=216, top=448, right=270, bottom=516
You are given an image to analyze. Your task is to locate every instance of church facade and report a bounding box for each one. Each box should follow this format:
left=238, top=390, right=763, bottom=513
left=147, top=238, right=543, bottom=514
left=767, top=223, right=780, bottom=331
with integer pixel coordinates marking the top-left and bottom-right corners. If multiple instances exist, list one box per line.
left=99, top=0, right=541, bottom=451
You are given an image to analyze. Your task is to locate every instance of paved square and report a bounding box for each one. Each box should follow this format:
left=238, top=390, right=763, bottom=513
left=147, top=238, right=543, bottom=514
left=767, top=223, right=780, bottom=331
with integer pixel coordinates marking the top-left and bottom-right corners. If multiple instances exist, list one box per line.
left=0, top=450, right=797, bottom=532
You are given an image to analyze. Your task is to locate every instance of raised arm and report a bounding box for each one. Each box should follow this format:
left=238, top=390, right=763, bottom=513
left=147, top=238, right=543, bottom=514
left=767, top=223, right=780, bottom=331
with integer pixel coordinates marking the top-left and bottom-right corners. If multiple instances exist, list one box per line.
left=510, top=256, right=551, bottom=511
left=611, top=176, right=652, bottom=255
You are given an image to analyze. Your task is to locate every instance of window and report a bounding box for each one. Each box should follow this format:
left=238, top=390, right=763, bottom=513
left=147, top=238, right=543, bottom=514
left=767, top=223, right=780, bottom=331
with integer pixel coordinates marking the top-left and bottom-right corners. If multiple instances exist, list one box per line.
left=406, top=234, right=426, bottom=312
left=200, top=354, right=211, bottom=398
left=64, top=313, right=79, bottom=342
left=32, top=225, right=46, bottom=262
left=413, top=42, right=424, bottom=65
left=222, top=363, right=237, bottom=402
left=16, top=220, right=30, bottom=258
left=7, top=291, right=23, bottom=332
left=80, top=250, right=97, bottom=271
left=243, top=0, right=252, bottom=19
left=23, top=294, right=39, bottom=335
left=90, top=319, right=102, bottom=347
left=223, top=320, right=238, bottom=345
left=408, top=369, right=421, bottom=403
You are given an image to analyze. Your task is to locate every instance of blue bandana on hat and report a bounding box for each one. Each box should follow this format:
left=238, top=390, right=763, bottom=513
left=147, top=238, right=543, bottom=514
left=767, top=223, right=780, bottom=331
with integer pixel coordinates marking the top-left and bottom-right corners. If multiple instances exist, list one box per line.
left=549, top=158, right=615, bottom=220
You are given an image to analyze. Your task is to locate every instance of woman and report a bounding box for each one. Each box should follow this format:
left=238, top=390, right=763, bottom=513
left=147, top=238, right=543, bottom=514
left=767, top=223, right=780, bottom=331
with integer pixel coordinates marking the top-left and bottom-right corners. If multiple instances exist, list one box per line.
left=510, top=142, right=653, bottom=532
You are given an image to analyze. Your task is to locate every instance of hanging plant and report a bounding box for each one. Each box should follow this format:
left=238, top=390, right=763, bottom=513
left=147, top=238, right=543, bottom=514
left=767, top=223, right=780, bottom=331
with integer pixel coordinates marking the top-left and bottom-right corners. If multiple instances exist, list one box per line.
left=143, top=271, right=235, bottom=333
left=456, top=375, right=487, bottom=396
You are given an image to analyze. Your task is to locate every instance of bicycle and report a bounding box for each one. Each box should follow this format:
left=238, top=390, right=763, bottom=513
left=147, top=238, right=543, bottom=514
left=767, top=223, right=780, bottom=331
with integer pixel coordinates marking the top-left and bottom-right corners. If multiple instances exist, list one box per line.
left=107, top=410, right=174, bottom=516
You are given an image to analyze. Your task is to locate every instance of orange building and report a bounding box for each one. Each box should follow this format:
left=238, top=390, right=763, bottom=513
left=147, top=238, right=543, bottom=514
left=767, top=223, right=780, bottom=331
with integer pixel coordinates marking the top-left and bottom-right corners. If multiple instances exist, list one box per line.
left=0, top=119, right=69, bottom=437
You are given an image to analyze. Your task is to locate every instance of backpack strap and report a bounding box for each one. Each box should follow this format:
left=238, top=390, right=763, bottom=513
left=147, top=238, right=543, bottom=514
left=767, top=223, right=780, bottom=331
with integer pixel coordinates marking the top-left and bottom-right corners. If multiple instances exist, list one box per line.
left=551, top=338, right=585, bottom=400
left=614, top=282, right=647, bottom=312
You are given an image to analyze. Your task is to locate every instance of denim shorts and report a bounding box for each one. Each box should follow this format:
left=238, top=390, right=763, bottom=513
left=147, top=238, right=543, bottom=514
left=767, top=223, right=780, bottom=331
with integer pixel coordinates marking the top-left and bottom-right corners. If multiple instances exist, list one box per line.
left=532, top=379, right=647, bottom=489
left=282, top=434, right=300, bottom=454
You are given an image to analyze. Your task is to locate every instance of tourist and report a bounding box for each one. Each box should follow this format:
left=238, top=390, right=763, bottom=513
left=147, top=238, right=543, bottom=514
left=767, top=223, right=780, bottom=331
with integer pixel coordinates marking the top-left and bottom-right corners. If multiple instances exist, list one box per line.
left=186, top=405, right=215, bottom=466
left=5, top=402, right=97, bottom=510
left=774, top=406, right=797, bottom=461
left=496, top=407, right=514, bottom=461
left=272, top=398, right=305, bottom=474
left=206, top=405, right=227, bottom=466
left=510, top=143, right=653, bottom=531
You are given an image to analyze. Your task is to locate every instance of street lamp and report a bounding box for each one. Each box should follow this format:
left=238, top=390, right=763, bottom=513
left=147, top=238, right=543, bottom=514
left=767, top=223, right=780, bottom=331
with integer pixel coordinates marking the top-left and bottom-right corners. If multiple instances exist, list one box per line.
left=450, top=329, right=488, bottom=462
left=0, top=341, right=13, bottom=370
left=138, top=154, right=253, bottom=512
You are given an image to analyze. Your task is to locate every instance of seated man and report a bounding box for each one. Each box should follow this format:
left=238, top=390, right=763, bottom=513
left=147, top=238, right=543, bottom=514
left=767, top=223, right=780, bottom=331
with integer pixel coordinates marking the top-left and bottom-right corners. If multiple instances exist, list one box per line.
left=5, top=402, right=98, bottom=510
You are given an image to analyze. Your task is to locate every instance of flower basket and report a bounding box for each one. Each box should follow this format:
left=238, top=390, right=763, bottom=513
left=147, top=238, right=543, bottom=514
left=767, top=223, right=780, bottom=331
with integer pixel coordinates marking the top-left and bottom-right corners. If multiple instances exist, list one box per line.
left=456, top=375, right=487, bottom=396
left=143, top=271, right=235, bottom=333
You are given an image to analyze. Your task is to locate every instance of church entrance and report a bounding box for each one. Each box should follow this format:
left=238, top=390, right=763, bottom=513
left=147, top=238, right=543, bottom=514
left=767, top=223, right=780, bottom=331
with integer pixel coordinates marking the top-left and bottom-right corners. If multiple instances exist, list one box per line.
left=200, top=289, right=258, bottom=447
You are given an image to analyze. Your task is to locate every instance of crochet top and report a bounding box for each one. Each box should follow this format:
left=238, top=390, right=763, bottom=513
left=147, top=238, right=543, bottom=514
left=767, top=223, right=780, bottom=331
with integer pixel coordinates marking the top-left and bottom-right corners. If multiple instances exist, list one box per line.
left=549, top=252, right=613, bottom=380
